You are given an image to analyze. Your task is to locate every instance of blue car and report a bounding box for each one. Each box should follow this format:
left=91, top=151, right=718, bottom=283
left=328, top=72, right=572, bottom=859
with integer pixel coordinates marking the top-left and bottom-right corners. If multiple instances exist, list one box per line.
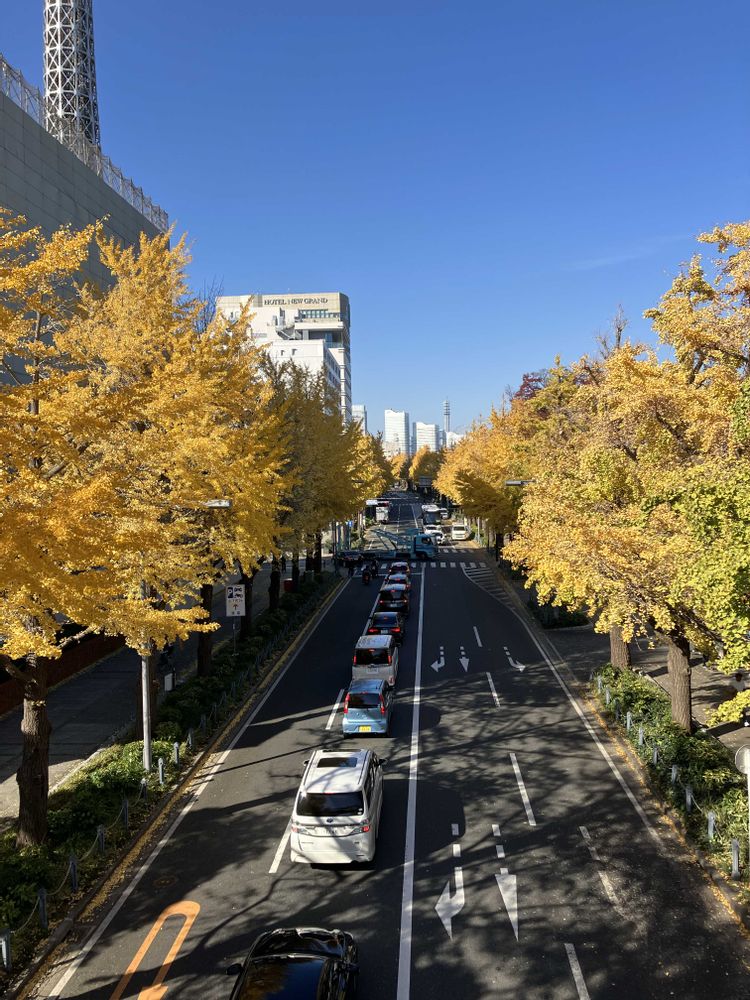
left=342, top=679, right=394, bottom=736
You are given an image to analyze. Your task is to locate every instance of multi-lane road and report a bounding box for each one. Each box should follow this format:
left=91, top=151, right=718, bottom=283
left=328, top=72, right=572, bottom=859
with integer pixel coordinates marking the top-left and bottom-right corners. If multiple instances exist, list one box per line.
left=39, top=494, right=750, bottom=999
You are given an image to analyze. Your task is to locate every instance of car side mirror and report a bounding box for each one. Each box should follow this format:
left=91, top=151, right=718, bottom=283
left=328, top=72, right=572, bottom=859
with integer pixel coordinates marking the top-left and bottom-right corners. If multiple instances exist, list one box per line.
left=226, top=963, right=243, bottom=976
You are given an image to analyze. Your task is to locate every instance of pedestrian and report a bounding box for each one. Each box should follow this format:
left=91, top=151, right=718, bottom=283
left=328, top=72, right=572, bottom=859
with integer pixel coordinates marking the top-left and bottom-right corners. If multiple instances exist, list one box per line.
left=729, top=671, right=749, bottom=693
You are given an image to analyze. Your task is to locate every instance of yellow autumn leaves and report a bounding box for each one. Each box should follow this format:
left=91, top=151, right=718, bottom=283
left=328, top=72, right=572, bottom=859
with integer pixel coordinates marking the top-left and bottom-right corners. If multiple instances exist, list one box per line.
left=437, top=222, right=750, bottom=729
left=0, top=210, right=391, bottom=664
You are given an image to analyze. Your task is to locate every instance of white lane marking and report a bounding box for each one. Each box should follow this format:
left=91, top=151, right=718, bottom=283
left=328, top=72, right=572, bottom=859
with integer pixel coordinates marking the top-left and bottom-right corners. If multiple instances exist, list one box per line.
left=325, top=688, right=345, bottom=731
left=598, top=870, right=619, bottom=905
left=396, top=556, right=426, bottom=1000
left=492, top=823, right=501, bottom=838
left=565, top=943, right=591, bottom=1000
left=468, top=561, right=476, bottom=568
left=452, top=843, right=461, bottom=858
left=473, top=625, right=482, bottom=648
left=440, top=561, right=446, bottom=568
left=495, top=868, right=519, bottom=941
left=450, top=561, right=457, bottom=568
left=510, top=752, right=537, bottom=827
left=435, top=866, right=465, bottom=940
left=451, top=822, right=459, bottom=836
left=496, top=844, right=505, bottom=859
left=269, top=819, right=292, bottom=874
left=506, top=602, right=660, bottom=842
left=579, top=825, right=600, bottom=861
left=48, top=579, right=353, bottom=998
left=486, top=672, right=501, bottom=709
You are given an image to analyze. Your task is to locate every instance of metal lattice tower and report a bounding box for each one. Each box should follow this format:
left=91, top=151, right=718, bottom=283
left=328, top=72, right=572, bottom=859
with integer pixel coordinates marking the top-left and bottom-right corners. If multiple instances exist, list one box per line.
left=443, top=398, right=451, bottom=435
left=43, top=0, right=101, bottom=148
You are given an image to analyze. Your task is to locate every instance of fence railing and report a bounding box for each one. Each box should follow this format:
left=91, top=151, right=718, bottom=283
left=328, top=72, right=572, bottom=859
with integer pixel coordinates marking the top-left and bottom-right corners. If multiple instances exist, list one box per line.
left=0, top=52, right=168, bottom=233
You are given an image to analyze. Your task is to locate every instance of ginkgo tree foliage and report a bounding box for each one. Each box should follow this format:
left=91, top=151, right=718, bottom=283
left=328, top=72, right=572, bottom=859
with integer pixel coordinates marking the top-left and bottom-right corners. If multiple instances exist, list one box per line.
left=0, top=212, right=291, bottom=844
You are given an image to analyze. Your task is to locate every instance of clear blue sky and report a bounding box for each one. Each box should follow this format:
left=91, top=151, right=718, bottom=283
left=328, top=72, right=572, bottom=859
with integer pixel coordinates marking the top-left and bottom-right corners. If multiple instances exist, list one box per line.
left=4, top=1, right=750, bottom=436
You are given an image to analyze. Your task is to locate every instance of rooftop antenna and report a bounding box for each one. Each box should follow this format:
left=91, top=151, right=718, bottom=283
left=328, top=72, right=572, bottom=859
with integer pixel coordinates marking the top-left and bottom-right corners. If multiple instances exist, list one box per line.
left=44, top=0, right=101, bottom=148
left=443, top=398, right=451, bottom=435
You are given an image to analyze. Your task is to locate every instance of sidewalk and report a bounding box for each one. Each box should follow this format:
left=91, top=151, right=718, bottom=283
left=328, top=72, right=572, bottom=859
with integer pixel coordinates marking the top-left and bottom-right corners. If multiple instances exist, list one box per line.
left=0, top=564, right=274, bottom=824
left=477, top=542, right=750, bottom=756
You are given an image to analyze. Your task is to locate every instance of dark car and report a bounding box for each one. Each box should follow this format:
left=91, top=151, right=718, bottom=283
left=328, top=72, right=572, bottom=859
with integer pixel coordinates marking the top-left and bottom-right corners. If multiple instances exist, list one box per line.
left=338, top=550, right=364, bottom=568
left=228, top=926, right=359, bottom=999
left=376, top=583, right=410, bottom=616
left=384, top=571, right=411, bottom=592
left=366, top=610, right=406, bottom=644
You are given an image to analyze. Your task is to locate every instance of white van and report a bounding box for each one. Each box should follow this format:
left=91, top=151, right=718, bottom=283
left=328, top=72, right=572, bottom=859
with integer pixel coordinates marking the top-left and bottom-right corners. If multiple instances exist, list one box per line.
left=352, top=634, right=399, bottom=687
left=451, top=522, right=469, bottom=540
left=290, top=749, right=385, bottom=864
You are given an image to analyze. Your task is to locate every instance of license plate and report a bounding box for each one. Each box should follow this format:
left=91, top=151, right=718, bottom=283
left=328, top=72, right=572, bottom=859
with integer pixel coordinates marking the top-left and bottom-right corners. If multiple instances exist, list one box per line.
left=359, top=726, right=372, bottom=732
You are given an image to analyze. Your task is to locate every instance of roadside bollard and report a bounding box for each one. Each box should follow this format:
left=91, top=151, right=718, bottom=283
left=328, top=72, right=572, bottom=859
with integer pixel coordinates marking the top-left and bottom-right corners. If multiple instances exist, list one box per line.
left=685, top=784, right=693, bottom=812
left=38, top=887, right=48, bottom=930
left=158, top=757, right=165, bottom=787
left=0, top=928, right=11, bottom=972
left=614, top=701, right=621, bottom=721
left=708, top=811, right=716, bottom=842
left=671, top=764, right=679, bottom=785
left=732, top=839, right=741, bottom=879
left=605, top=687, right=611, bottom=707
left=123, top=796, right=129, bottom=832
left=626, top=711, right=632, bottom=733
left=652, top=746, right=659, bottom=766
left=638, top=725, right=644, bottom=747
left=173, top=742, right=180, bottom=767
left=97, top=825, right=105, bottom=854
left=69, top=854, right=78, bottom=893
left=187, top=728, right=194, bottom=750
left=597, top=675, right=603, bottom=693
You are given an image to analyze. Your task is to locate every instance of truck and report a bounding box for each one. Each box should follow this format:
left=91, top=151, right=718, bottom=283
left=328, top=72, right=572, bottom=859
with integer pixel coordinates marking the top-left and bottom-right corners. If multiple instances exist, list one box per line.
left=398, top=533, right=437, bottom=561
left=375, top=504, right=389, bottom=524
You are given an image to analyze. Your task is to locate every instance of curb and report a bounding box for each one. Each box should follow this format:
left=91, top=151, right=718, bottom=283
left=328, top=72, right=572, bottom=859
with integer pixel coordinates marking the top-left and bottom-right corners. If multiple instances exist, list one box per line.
left=13, top=575, right=346, bottom=1000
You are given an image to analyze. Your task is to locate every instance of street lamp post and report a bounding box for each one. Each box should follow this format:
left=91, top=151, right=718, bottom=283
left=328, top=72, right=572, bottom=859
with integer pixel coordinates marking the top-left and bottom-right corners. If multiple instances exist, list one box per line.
left=140, top=498, right=232, bottom=773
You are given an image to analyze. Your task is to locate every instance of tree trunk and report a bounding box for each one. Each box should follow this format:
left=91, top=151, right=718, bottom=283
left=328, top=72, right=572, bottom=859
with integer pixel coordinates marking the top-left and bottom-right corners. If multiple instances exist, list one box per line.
left=292, top=549, right=300, bottom=592
left=305, top=536, right=314, bottom=571
left=136, top=652, right=157, bottom=740
left=16, top=656, right=51, bottom=846
left=665, top=631, right=692, bottom=731
left=238, top=564, right=257, bottom=641
left=609, top=626, right=631, bottom=669
left=314, top=531, right=323, bottom=573
left=269, top=555, right=281, bottom=611
left=196, top=582, right=215, bottom=676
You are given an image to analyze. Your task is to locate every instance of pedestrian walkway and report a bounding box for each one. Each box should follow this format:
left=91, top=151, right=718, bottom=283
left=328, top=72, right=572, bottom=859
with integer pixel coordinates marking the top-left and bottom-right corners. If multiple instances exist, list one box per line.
left=0, top=564, right=273, bottom=825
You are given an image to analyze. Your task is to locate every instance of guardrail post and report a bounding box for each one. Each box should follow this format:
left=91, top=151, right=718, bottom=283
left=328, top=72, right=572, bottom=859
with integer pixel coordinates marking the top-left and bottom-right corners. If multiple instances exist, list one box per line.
left=200, top=714, right=207, bottom=735
left=626, top=711, right=632, bottom=732
left=158, top=757, right=165, bottom=786
left=685, top=784, right=693, bottom=812
left=614, top=700, right=621, bottom=721
left=638, top=725, right=644, bottom=747
left=0, top=928, right=10, bottom=972
left=38, top=887, right=48, bottom=930
left=69, top=854, right=78, bottom=893
left=173, top=742, right=180, bottom=767
left=97, top=825, right=105, bottom=854
left=652, top=745, right=659, bottom=766
left=732, top=839, right=741, bottom=878
left=605, top=687, right=611, bottom=707
left=708, top=811, right=716, bottom=842
left=123, top=796, right=129, bottom=832
left=596, top=675, right=602, bottom=693
left=140, top=777, right=148, bottom=802
left=187, top=728, right=194, bottom=750
left=671, top=764, right=678, bottom=785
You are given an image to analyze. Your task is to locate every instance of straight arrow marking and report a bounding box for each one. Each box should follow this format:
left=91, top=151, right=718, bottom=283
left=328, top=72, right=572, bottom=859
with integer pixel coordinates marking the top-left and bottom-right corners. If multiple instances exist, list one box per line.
left=459, top=645, right=470, bottom=672
left=495, top=869, right=519, bottom=941
left=435, top=866, right=465, bottom=939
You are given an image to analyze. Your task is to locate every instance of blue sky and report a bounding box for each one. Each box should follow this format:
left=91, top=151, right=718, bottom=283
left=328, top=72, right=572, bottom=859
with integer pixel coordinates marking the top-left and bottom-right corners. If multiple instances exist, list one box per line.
left=4, top=1, right=750, bottom=435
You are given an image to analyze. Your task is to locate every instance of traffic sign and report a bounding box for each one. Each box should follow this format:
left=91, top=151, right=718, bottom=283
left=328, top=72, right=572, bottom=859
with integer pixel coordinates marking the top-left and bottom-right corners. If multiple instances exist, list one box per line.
left=225, top=584, right=246, bottom=617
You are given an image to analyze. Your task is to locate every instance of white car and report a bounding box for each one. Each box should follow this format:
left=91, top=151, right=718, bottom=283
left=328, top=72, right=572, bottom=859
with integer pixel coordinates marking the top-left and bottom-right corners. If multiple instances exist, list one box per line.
left=424, top=525, right=444, bottom=543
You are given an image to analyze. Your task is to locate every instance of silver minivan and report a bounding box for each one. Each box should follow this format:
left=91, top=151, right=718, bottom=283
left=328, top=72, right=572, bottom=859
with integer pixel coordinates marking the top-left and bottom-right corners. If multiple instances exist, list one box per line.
left=352, top=634, right=398, bottom=687
left=290, top=749, right=385, bottom=864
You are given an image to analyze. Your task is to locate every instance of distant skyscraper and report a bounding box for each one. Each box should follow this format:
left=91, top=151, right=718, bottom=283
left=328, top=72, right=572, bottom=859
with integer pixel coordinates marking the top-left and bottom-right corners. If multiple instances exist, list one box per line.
left=384, top=409, right=410, bottom=457
left=352, top=404, right=368, bottom=433
left=415, top=421, right=440, bottom=452
left=44, top=0, right=101, bottom=148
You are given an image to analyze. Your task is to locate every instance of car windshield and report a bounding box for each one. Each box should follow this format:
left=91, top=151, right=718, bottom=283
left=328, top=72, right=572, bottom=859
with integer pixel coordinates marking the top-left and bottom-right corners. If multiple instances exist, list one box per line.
left=252, top=930, right=343, bottom=958
left=372, top=613, right=398, bottom=625
left=296, top=791, right=365, bottom=816
left=355, top=648, right=389, bottom=665
left=347, top=692, right=381, bottom=709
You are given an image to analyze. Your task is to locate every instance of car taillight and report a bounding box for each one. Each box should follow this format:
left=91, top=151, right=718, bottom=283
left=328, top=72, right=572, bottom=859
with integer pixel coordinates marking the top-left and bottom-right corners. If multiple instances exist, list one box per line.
left=393, top=627, right=401, bottom=632
left=361, top=824, right=371, bottom=833
left=380, top=701, right=386, bottom=715
left=343, top=694, right=349, bottom=715
left=388, top=654, right=392, bottom=664
left=368, top=627, right=377, bottom=634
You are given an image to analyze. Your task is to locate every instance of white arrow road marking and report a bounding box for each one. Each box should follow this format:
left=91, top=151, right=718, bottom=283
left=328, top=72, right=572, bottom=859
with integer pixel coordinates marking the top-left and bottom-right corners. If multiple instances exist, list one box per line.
left=325, top=688, right=345, bottom=730
left=495, top=868, right=519, bottom=941
left=486, top=672, right=500, bottom=708
left=510, top=752, right=537, bottom=827
left=434, top=866, right=465, bottom=939
left=565, top=943, right=591, bottom=1000
left=503, top=645, right=526, bottom=672
left=473, top=626, right=482, bottom=647
left=431, top=645, right=446, bottom=673
left=459, top=645, right=470, bottom=672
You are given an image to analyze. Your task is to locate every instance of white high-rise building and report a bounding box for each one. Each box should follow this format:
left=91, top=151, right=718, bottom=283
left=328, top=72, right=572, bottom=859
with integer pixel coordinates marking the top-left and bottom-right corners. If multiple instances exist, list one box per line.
left=446, top=430, right=464, bottom=448
left=217, top=292, right=352, bottom=421
left=384, top=409, right=410, bottom=457
left=415, top=421, right=440, bottom=452
left=352, top=404, right=367, bottom=433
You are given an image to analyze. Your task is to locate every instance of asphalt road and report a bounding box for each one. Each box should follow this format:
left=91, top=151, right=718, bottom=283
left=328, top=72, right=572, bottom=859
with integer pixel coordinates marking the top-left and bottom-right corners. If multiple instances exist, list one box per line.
left=39, top=493, right=750, bottom=999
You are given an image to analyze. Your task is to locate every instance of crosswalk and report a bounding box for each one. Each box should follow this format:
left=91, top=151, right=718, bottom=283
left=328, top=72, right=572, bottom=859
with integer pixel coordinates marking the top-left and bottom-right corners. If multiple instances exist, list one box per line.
left=460, top=563, right=514, bottom=606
